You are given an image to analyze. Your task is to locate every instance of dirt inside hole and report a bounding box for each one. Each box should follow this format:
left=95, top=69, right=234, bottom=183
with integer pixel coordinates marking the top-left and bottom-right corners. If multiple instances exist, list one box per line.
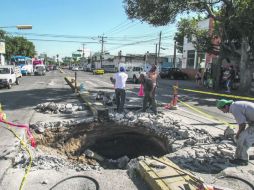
left=34, top=122, right=169, bottom=168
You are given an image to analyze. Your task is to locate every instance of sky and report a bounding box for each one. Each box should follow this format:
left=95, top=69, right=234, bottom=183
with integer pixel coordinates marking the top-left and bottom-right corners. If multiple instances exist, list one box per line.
left=0, top=0, right=179, bottom=59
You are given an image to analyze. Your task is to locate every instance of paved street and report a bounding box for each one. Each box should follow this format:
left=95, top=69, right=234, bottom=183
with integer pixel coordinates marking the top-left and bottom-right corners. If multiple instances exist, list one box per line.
left=0, top=69, right=237, bottom=141
left=0, top=69, right=251, bottom=190
left=61, top=69, right=236, bottom=135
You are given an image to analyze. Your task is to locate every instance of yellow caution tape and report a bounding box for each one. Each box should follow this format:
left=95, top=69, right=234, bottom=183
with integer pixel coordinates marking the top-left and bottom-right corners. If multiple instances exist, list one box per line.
left=174, top=86, right=254, bottom=101
left=0, top=104, right=33, bottom=190
left=178, top=99, right=237, bottom=129
left=6, top=126, right=33, bottom=190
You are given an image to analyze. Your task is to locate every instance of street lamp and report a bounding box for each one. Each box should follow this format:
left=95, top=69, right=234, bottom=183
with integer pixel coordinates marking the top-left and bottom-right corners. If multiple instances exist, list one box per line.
left=0, top=25, right=32, bottom=65
left=0, top=25, right=32, bottom=30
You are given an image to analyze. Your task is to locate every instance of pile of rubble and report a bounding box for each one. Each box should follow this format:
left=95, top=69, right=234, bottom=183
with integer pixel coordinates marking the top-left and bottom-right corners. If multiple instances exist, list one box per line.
left=110, top=111, right=235, bottom=172
left=30, top=117, right=95, bottom=134
left=13, top=149, right=101, bottom=172
left=35, top=102, right=85, bottom=114
left=29, top=110, right=235, bottom=173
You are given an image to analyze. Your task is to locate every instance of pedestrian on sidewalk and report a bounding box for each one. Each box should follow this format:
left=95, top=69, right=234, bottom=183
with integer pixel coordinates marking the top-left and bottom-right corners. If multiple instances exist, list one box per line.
left=147, top=64, right=158, bottom=97
left=139, top=73, right=157, bottom=114
left=216, top=99, right=254, bottom=165
left=195, top=68, right=202, bottom=87
left=223, top=66, right=235, bottom=93
left=110, top=67, right=128, bottom=113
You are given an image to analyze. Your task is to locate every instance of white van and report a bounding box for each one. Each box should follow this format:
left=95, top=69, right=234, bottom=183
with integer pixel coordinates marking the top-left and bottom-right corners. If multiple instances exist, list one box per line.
left=34, top=65, right=46, bottom=75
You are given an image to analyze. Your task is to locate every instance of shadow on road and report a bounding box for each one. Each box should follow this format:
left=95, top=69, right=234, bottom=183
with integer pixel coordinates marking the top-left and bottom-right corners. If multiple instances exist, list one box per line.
left=0, top=88, right=77, bottom=111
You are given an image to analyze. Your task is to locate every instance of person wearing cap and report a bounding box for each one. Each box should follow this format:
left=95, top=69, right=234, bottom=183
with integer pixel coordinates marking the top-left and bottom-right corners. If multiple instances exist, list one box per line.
left=217, top=99, right=254, bottom=165
left=111, top=67, right=128, bottom=113
left=139, top=73, right=157, bottom=114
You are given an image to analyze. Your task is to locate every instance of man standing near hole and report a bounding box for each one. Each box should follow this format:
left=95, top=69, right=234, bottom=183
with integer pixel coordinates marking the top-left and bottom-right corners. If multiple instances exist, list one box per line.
left=110, top=67, right=128, bottom=113
left=139, top=73, right=157, bottom=114
left=217, top=99, right=254, bottom=166
left=147, top=64, right=158, bottom=98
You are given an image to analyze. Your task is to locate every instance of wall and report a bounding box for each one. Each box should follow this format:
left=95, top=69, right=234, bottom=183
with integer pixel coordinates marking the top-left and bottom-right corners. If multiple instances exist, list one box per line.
left=0, top=54, right=5, bottom=65
left=182, top=18, right=217, bottom=69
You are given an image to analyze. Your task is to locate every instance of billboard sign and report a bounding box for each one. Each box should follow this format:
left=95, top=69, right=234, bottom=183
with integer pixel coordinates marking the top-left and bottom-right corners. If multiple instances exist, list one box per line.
left=72, top=53, right=81, bottom=58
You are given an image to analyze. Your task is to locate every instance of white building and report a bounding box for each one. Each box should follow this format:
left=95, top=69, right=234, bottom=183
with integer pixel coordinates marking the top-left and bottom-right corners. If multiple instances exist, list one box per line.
left=0, top=41, right=6, bottom=65
left=182, top=18, right=217, bottom=69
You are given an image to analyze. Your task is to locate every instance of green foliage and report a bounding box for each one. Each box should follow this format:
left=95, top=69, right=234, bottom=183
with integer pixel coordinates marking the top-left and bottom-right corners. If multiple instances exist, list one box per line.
left=0, top=29, right=36, bottom=60
left=124, top=0, right=254, bottom=57
left=123, top=0, right=219, bottom=26
left=173, top=17, right=217, bottom=54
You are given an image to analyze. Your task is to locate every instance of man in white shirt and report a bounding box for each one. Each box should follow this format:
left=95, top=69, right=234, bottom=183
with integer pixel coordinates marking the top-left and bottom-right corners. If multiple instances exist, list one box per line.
left=217, top=99, right=254, bottom=165
left=111, top=67, right=128, bottom=113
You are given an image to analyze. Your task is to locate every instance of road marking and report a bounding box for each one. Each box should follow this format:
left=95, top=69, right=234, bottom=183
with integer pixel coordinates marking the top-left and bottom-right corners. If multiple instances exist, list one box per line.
left=85, top=81, right=99, bottom=87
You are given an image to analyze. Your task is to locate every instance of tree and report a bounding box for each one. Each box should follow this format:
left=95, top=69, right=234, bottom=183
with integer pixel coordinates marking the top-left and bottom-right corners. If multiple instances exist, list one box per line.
left=0, top=29, right=36, bottom=61
left=174, top=17, right=218, bottom=54
left=124, top=0, right=254, bottom=92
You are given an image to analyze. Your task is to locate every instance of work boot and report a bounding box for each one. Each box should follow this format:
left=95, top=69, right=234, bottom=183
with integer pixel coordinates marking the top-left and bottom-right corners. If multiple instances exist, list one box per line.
left=229, top=159, right=248, bottom=166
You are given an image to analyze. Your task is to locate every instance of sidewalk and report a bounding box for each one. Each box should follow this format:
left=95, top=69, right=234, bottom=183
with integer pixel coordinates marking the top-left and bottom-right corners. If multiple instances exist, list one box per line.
left=174, top=79, right=254, bottom=100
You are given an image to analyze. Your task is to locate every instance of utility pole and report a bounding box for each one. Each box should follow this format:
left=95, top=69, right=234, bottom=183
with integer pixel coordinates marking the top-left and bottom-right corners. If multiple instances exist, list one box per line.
left=82, top=43, right=85, bottom=58
left=56, top=54, right=59, bottom=67
left=145, top=51, right=149, bottom=72
left=98, top=35, right=107, bottom=67
left=157, top=31, right=162, bottom=65
left=155, top=44, right=158, bottom=65
left=173, top=41, right=176, bottom=68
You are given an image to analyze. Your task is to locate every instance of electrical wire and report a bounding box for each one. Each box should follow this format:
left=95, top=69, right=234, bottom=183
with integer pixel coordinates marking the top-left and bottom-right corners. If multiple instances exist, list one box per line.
left=8, top=32, right=96, bottom=39
left=49, top=175, right=100, bottom=190
left=26, top=38, right=99, bottom=44
left=104, top=19, right=130, bottom=35
left=108, top=21, right=140, bottom=36
left=218, top=175, right=254, bottom=190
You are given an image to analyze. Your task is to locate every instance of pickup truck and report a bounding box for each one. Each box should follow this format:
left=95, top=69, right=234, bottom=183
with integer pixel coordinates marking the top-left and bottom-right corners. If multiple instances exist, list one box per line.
left=126, top=66, right=145, bottom=83
left=0, top=65, right=20, bottom=89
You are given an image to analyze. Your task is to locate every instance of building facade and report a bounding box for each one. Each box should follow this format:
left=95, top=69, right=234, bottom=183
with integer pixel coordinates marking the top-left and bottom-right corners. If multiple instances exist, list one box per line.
left=182, top=18, right=219, bottom=69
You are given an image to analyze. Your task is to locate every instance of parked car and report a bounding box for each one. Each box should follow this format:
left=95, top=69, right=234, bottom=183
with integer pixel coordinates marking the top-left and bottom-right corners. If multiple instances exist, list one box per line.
left=72, top=66, right=79, bottom=71
left=126, top=66, right=145, bottom=83
left=46, top=65, right=53, bottom=71
left=53, top=65, right=59, bottom=70
left=159, top=67, right=171, bottom=79
left=160, top=68, right=189, bottom=80
left=34, top=65, right=46, bottom=76
left=0, top=65, right=20, bottom=89
left=93, top=69, right=104, bottom=75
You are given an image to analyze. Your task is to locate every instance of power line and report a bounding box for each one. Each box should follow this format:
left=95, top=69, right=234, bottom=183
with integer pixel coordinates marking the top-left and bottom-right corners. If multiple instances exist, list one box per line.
left=8, top=32, right=97, bottom=39
left=107, top=37, right=159, bottom=51
left=104, top=19, right=130, bottom=35
left=108, top=21, right=139, bottom=36
left=26, top=38, right=99, bottom=44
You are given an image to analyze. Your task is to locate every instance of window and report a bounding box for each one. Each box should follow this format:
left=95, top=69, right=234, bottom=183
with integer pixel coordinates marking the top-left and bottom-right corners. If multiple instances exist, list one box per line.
left=133, top=67, right=142, bottom=71
left=187, top=50, right=195, bottom=68
left=187, top=34, right=192, bottom=43
left=0, top=68, right=10, bottom=74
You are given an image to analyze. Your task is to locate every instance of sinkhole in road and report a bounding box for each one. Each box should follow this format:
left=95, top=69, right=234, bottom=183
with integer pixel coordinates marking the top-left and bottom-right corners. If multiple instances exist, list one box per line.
left=36, top=122, right=169, bottom=168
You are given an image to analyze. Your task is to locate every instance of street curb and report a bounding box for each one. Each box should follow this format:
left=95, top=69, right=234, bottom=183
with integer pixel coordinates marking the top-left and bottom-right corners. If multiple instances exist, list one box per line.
left=64, top=77, right=80, bottom=91
left=64, top=77, right=109, bottom=120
